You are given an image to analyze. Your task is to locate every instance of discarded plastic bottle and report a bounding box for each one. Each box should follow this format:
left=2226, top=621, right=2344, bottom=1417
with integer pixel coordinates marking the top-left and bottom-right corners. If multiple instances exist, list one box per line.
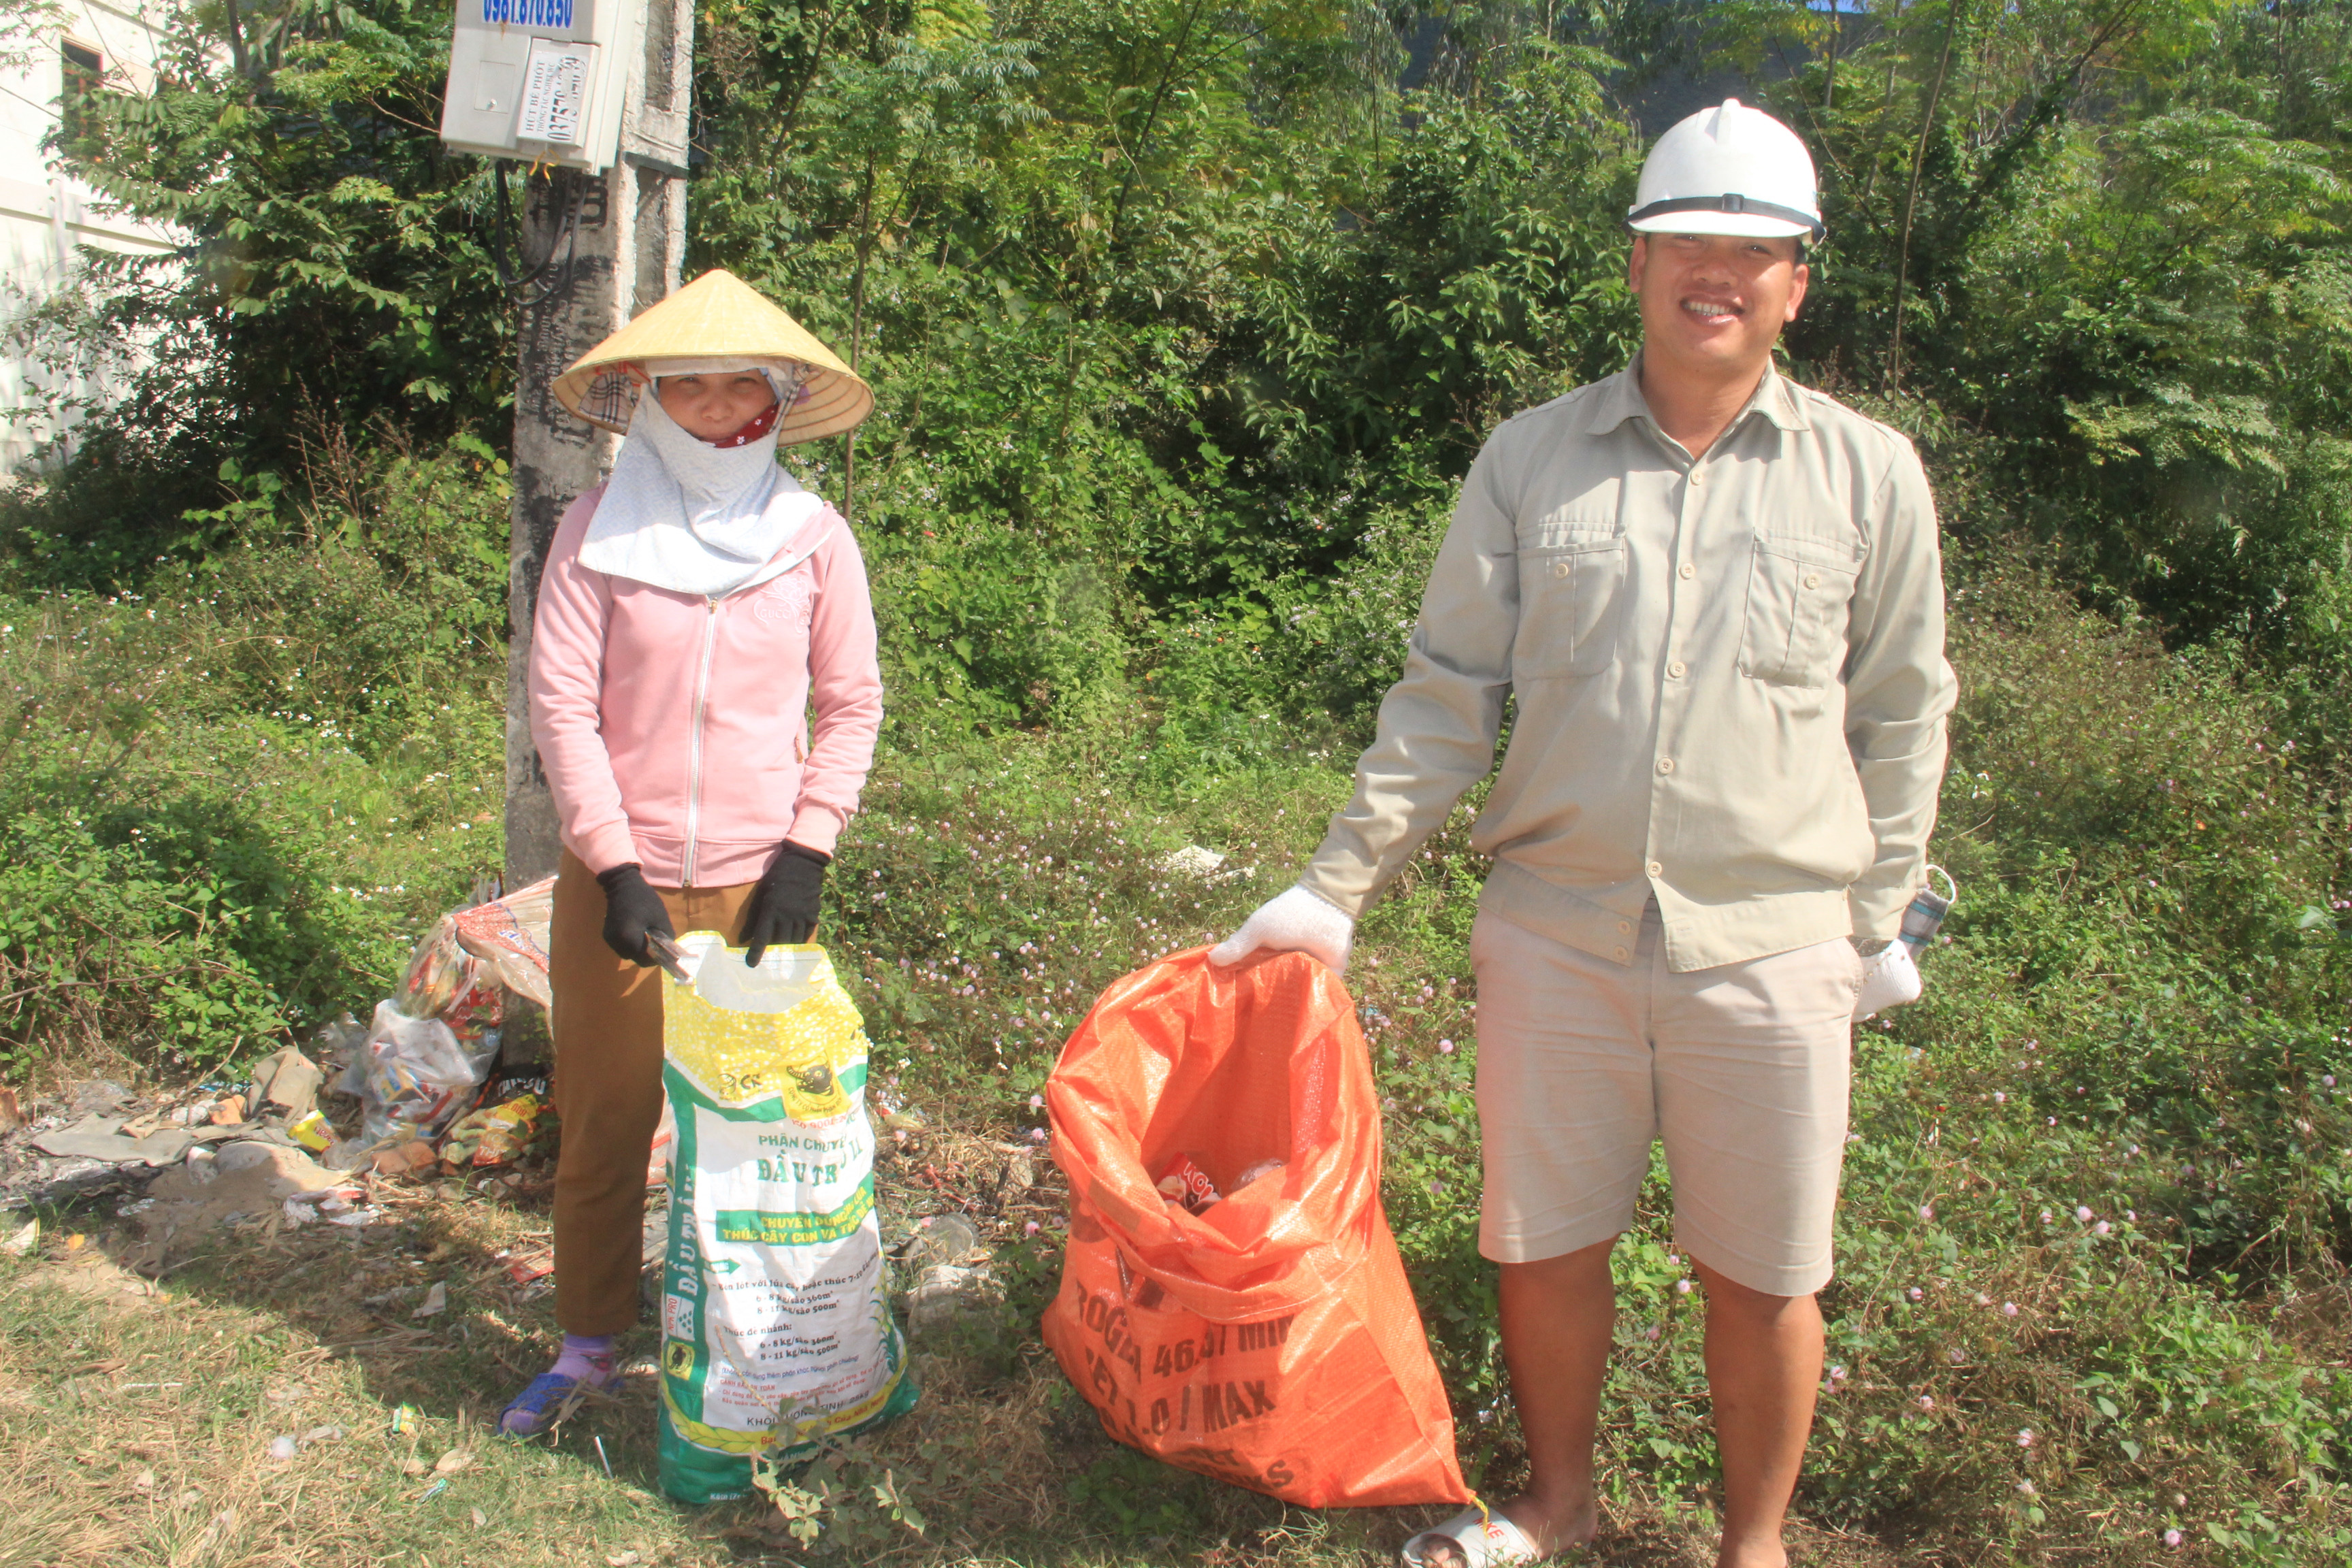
left=1897, top=866, right=1957, bottom=956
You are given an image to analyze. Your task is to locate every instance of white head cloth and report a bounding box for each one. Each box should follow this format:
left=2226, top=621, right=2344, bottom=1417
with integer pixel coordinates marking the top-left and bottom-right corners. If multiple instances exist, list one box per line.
left=579, top=356, right=829, bottom=598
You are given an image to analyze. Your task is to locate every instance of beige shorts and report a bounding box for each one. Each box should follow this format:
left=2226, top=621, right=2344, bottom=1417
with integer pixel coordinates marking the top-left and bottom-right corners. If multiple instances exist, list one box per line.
left=1471, top=905, right=1859, bottom=1296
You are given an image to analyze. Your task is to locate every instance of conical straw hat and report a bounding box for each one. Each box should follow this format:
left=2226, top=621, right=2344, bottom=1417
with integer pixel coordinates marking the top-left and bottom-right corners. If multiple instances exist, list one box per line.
left=551, top=270, right=873, bottom=444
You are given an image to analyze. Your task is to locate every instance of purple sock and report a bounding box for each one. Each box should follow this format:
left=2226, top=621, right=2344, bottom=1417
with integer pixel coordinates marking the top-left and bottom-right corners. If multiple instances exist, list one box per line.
left=549, top=1333, right=617, bottom=1385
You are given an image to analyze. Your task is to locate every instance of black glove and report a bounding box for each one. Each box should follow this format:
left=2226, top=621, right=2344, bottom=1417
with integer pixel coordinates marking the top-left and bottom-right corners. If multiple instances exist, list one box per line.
left=595, top=862, right=674, bottom=966
left=740, top=841, right=830, bottom=966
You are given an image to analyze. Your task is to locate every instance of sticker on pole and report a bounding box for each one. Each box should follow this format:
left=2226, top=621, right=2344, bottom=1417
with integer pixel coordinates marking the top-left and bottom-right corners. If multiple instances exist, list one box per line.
left=517, top=39, right=595, bottom=146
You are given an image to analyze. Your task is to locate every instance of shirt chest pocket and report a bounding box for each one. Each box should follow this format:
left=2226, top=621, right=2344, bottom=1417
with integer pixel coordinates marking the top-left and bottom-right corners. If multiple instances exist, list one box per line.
left=1515, top=536, right=1628, bottom=679
left=1740, top=533, right=1863, bottom=689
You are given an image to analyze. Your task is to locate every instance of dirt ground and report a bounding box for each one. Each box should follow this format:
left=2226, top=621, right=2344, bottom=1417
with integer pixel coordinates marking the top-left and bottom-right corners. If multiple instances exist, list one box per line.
left=0, top=1111, right=1909, bottom=1568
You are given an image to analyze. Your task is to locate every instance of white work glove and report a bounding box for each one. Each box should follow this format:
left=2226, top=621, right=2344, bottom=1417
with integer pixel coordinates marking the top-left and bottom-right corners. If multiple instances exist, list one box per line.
left=1853, top=940, right=1922, bottom=1021
left=1209, top=885, right=1355, bottom=973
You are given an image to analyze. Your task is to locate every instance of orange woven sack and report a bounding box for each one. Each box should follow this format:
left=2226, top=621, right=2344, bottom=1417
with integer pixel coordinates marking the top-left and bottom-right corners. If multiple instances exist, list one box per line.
left=1042, top=947, right=1471, bottom=1509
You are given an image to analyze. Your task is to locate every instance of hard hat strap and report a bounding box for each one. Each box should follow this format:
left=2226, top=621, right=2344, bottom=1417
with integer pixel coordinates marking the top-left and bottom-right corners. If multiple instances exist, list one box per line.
left=1629, top=193, right=1826, bottom=243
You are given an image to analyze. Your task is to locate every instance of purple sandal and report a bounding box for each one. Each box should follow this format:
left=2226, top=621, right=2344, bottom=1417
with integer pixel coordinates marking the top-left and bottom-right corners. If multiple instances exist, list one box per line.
left=500, top=1371, right=594, bottom=1436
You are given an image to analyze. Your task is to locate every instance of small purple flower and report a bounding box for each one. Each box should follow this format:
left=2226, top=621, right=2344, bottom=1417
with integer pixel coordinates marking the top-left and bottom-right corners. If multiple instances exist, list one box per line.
left=1915, top=1394, right=1934, bottom=1411
left=1676, top=1279, right=1693, bottom=1295
left=1437, top=1039, right=1454, bottom=1054
left=1994, top=1091, right=2008, bottom=1104
left=2002, top=1301, right=2019, bottom=1317
left=2094, top=1220, right=2112, bottom=1236
left=1023, top=1220, right=1041, bottom=1237
left=2015, top=1480, right=2037, bottom=1497
left=2040, top=1209, right=2054, bottom=1224
left=1427, top=1178, right=1446, bottom=1196
left=2016, top=1428, right=2034, bottom=1447
left=2163, top=1529, right=2183, bottom=1548
left=2125, top=1210, right=2137, bottom=1222
left=2076, top=1205, right=2094, bottom=1223
left=1028, top=1094, right=1043, bottom=1109
left=1028, top=1128, right=1047, bottom=1143
left=1908, top=1286, right=1925, bottom=1302
left=1918, top=1205, right=1934, bottom=1222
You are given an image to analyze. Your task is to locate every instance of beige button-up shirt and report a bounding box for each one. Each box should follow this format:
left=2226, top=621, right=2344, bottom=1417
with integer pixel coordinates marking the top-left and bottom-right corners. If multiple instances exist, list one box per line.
left=1299, top=360, right=1958, bottom=971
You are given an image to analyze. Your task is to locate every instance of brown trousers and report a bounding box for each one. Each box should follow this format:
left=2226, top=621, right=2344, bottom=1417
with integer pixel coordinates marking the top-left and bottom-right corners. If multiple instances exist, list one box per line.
left=548, top=850, right=757, bottom=1335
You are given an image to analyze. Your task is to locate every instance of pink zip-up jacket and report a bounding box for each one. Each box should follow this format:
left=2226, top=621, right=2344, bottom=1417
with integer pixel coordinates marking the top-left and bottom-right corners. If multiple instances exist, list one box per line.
left=527, top=483, right=884, bottom=887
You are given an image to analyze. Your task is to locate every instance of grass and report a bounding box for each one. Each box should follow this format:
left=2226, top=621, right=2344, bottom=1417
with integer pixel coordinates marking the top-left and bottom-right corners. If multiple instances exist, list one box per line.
left=0, top=1221, right=700, bottom=1568
left=814, top=732, right=2352, bottom=1565
left=0, top=444, right=510, bottom=1083
left=5, top=534, right=2352, bottom=1562
left=0, top=1128, right=1895, bottom=1568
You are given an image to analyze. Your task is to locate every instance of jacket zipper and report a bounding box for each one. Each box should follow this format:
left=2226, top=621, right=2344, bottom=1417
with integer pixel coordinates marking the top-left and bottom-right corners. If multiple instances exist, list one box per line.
left=680, top=597, right=721, bottom=886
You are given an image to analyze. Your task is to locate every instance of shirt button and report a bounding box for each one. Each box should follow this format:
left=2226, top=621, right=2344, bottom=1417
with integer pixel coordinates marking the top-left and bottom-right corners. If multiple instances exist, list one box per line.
left=1646, top=860, right=1663, bottom=877
left=1552, top=559, right=1572, bottom=578
left=1613, top=945, right=1630, bottom=963
left=1667, top=659, right=1687, bottom=679
left=1678, top=561, right=1696, bottom=580
left=1689, top=471, right=1705, bottom=485
left=1804, top=572, right=1821, bottom=589
left=1617, top=919, right=1631, bottom=934
left=1657, top=757, right=1676, bottom=774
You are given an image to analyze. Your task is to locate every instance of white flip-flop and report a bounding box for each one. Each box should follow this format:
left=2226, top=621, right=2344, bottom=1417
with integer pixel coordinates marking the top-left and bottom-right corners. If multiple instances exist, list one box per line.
left=1400, top=1507, right=1541, bottom=1567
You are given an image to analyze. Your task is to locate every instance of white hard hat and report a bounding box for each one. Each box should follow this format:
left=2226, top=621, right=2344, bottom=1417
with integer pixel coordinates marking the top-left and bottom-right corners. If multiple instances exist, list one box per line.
left=1628, top=98, right=1823, bottom=244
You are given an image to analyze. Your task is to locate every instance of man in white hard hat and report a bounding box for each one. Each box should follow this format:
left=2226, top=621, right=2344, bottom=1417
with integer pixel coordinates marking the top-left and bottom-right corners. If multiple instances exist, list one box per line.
left=1211, top=100, right=1956, bottom=1567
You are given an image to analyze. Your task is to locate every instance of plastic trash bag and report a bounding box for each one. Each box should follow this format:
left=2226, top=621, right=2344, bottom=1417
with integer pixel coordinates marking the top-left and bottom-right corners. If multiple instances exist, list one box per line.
left=1043, top=948, right=1469, bottom=1509
left=390, top=917, right=481, bottom=1022
left=391, top=879, right=555, bottom=1019
left=451, top=876, right=556, bottom=1007
left=654, top=935, right=917, bottom=1505
left=341, top=883, right=550, bottom=1146
left=346, top=999, right=501, bottom=1144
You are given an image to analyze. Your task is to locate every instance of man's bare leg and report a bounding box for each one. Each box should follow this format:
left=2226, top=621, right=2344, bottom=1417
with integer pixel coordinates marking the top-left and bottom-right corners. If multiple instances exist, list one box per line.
left=1418, top=1239, right=1615, bottom=1565
left=1694, top=1259, right=1822, bottom=1568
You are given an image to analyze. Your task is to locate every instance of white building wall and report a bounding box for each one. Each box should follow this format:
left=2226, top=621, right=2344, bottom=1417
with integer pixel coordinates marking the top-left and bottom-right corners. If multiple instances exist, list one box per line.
left=0, top=0, right=178, bottom=474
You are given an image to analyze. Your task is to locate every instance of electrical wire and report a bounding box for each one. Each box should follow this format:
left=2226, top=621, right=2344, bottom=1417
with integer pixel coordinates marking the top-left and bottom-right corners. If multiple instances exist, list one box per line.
left=491, top=159, right=585, bottom=306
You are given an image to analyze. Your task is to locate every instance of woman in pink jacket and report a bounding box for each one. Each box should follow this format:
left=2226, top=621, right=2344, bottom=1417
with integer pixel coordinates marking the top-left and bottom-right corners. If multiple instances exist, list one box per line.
left=504, top=272, right=884, bottom=1435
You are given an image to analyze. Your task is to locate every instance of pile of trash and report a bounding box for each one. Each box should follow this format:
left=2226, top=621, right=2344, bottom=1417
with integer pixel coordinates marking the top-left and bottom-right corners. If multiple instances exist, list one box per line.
left=0, top=878, right=566, bottom=1237
left=0, top=1054, right=339, bottom=1216
left=338, top=877, right=556, bottom=1153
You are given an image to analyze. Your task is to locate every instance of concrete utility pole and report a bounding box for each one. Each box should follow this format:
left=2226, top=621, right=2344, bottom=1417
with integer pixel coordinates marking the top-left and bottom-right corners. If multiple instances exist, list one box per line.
left=502, top=0, right=694, bottom=891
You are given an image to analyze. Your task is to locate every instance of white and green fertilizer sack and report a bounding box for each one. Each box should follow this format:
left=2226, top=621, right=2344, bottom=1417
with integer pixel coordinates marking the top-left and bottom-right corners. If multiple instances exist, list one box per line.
left=654, top=935, right=918, bottom=1504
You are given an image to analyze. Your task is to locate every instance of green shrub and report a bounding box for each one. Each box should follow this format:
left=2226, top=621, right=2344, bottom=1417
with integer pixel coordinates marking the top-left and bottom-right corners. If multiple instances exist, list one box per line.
left=1928, top=557, right=2352, bottom=1272
left=0, top=444, right=509, bottom=1077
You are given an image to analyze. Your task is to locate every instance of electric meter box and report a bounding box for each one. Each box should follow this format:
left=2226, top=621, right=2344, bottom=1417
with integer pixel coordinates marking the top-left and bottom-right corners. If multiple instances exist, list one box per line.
left=440, top=0, right=640, bottom=172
